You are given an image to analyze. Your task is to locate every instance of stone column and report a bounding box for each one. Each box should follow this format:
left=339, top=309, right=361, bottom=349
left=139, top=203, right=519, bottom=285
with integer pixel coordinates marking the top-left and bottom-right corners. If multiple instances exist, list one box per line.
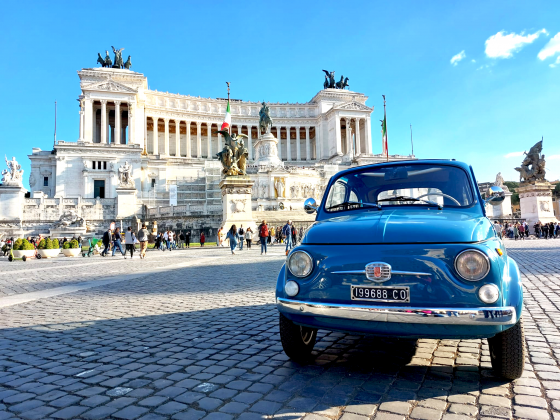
left=305, top=126, right=310, bottom=161
left=247, top=126, right=253, bottom=160
left=175, top=120, right=181, bottom=157
left=153, top=117, right=159, bottom=155
left=79, top=108, right=84, bottom=141
left=164, top=118, right=170, bottom=155
left=207, top=122, right=212, bottom=158
left=114, top=101, right=121, bottom=144
left=276, top=127, right=282, bottom=160
left=186, top=121, right=192, bottom=158
left=286, top=127, right=292, bottom=161
left=84, top=99, right=93, bottom=143
left=365, top=116, right=372, bottom=154
left=345, top=118, right=352, bottom=156
left=100, top=100, right=107, bottom=144
left=196, top=122, right=202, bottom=158
left=296, top=127, right=301, bottom=161
left=335, top=116, right=342, bottom=155
left=128, top=101, right=134, bottom=144
left=355, top=118, right=361, bottom=155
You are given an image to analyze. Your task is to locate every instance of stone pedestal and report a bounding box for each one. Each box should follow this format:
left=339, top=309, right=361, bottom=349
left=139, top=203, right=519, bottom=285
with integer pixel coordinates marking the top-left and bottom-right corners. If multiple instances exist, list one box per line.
left=0, top=185, right=26, bottom=221
left=220, top=176, right=257, bottom=236
left=49, top=226, right=87, bottom=239
left=486, top=191, right=513, bottom=218
left=254, top=132, right=283, bottom=167
left=518, top=182, right=558, bottom=225
left=116, top=188, right=138, bottom=219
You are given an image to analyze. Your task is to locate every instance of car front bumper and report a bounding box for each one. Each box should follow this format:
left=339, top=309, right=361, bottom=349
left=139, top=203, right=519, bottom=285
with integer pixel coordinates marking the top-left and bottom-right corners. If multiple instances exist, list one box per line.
left=277, top=298, right=517, bottom=326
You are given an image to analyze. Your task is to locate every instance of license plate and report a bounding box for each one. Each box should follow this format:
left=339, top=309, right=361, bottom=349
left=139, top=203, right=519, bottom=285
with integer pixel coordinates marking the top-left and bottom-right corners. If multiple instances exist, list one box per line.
left=351, top=285, right=410, bottom=303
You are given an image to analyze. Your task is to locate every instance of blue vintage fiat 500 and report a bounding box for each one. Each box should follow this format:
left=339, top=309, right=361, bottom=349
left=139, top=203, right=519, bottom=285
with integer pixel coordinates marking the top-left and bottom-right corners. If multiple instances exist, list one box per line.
left=276, top=160, right=524, bottom=379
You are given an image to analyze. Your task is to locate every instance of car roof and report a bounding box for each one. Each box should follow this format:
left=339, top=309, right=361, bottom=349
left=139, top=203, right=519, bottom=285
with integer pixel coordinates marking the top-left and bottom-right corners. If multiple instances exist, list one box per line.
left=334, top=159, right=472, bottom=178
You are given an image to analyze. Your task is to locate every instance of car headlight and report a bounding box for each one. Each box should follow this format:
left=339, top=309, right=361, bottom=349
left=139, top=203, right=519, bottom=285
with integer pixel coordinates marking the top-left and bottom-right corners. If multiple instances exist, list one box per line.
left=287, top=251, right=313, bottom=277
left=454, top=249, right=490, bottom=281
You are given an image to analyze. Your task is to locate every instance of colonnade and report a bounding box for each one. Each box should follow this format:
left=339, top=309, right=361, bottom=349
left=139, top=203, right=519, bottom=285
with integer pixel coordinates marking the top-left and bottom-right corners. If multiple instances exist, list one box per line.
left=338, top=116, right=371, bottom=157
left=80, top=99, right=134, bottom=144
left=145, top=119, right=319, bottom=161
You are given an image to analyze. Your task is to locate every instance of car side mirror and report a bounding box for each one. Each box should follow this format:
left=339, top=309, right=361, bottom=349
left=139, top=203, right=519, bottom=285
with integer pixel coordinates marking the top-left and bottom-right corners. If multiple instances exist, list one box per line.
left=304, top=198, right=318, bottom=214
left=485, top=186, right=505, bottom=206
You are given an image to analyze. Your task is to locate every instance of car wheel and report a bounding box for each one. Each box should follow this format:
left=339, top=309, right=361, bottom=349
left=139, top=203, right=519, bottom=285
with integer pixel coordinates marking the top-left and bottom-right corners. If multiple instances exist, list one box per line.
left=279, top=313, right=317, bottom=362
left=488, top=316, right=526, bottom=380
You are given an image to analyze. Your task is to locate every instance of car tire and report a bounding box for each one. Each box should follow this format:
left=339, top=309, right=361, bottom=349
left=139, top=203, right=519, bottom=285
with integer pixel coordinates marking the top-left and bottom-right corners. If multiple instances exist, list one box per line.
left=279, top=313, right=317, bottom=363
left=488, top=317, right=526, bottom=380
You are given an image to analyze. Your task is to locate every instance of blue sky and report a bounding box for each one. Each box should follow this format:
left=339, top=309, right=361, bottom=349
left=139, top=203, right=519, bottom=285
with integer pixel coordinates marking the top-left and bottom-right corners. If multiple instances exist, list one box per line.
left=1, top=0, right=559, bottom=189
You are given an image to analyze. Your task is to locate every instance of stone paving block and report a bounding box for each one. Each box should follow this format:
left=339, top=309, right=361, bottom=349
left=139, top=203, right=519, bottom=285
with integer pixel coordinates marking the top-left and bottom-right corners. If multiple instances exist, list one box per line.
left=155, top=401, right=189, bottom=415
left=378, top=402, right=412, bottom=415
left=447, top=403, right=477, bottom=416
left=513, top=405, right=550, bottom=420
left=81, top=406, right=119, bottom=420
left=197, top=397, right=223, bottom=411
left=409, top=406, right=443, bottom=420
left=171, top=408, right=206, bottom=420
left=18, top=404, right=57, bottom=420
left=51, top=405, right=89, bottom=419
left=113, top=405, right=150, bottom=420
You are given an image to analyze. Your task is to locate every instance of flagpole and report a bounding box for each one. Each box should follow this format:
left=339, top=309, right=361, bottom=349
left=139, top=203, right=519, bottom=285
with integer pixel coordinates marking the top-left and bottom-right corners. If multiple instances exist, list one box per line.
left=54, top=101, right=57, bottom=146
left=226, top=82, right=231, bottom=135
left=383, top=95, right=388, bottom=162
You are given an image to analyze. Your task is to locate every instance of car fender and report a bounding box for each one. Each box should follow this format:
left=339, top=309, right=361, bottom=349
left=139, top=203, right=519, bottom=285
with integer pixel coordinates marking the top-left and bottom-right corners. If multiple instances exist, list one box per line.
left=501, top=256, right=523, bottom=330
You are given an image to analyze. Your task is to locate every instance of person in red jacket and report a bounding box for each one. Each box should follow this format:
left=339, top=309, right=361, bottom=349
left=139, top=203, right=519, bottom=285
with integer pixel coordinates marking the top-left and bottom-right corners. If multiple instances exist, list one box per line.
left=200, top=232, right=205, bottom=247
left=259, top=220, right=269, bottom=255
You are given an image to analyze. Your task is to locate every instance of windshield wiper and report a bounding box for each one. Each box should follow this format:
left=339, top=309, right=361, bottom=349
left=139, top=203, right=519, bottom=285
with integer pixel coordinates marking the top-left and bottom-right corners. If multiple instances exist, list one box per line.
left=327, top=201, right=382, bottom=211
left=377, top=195, right=443, bottom=209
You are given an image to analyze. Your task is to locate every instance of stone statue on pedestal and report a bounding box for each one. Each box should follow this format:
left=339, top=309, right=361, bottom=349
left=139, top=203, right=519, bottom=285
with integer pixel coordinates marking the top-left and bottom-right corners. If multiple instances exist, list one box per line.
left=118, top=161, right=134, bottom=188
left=216, top=130, right=249, bottom=176
left=1, top=156, right=23, bottom=186
left=259, top=102, right=273, bottom=134
left=112, top=46, right=125, bottom=68
left=515, top=140, right=546, bottom=183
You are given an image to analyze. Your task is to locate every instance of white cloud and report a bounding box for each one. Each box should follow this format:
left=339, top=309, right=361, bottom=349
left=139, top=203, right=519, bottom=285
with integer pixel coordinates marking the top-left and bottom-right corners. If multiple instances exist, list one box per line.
left=504, top=151, right=524, bottom=158
left=485, top=29, right=547, bottom=58
left=547, top=154, right=560, bottom=160
left=549, top=56, right=560, bottom=68
left=450, top=50, right=466, bottom=66
left=538, top=32, right=560, bottom=60
left=471, top=59, right=476, bottom=63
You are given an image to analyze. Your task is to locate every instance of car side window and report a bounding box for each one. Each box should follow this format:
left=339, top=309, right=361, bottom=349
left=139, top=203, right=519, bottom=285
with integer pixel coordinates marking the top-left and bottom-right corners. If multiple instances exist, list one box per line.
left=326, top=180, right=347, bottom=209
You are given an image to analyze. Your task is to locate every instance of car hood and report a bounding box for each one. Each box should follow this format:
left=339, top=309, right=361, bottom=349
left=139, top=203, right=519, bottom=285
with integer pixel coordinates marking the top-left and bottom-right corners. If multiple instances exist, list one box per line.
left=304, top=209, right=494, bottom=244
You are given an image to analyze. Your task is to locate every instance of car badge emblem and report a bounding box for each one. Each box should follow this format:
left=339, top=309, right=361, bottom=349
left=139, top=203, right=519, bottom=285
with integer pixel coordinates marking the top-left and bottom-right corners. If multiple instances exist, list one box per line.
left=366, top=262, right=392, bottom=283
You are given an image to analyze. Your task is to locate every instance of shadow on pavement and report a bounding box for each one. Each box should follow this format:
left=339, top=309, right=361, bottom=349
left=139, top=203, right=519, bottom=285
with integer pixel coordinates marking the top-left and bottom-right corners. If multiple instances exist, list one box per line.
left=0, top=301, right=510, bottom=418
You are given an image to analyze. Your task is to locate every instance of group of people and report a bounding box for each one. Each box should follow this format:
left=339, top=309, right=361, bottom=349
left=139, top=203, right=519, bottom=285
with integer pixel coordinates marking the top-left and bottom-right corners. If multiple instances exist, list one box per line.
left=101, top=225, right=149, bottom=259
left=494, top=220, right=559, bottom=240
left=217, top=220, right=308, bottom=255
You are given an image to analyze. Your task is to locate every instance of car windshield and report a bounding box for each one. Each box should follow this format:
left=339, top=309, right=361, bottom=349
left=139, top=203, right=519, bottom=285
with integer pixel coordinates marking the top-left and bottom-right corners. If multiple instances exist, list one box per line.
left=324, top=164, right=475, bottom=212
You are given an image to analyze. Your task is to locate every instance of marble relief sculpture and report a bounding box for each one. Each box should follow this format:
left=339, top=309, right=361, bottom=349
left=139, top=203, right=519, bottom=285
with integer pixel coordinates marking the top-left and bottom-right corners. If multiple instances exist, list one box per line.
left=1, top=156, right=23, bottom=186
left=274, top=178, right=285, bottom=198
left=515, top=140, right=546, bottom=183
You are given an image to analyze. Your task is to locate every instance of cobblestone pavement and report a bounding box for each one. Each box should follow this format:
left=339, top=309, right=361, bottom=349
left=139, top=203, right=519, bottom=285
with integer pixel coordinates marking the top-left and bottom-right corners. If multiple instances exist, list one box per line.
left=0, top=239, right=559, bottom=420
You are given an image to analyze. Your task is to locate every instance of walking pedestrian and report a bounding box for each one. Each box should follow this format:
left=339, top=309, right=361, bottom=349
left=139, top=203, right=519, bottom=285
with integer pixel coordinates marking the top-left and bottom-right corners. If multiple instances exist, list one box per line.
left=179, top=231, right=185, bottom=248
left=245, top=227, right=253, bottom=249
left=200, top=232, right=205, bottom=247
left=168, top=229, right=175, bottom=250
left=259, top=220, right=269, bottom=255
left=101, top=228, right=111, bottom=257
left=125, top=226, right=136, bottom=258
left=217, top=227, right=224, bottom=247
left=112, top=227, right=126, bottom=258
left=291, top=225, right=298, bottom=246
left=238, top=225, right=245, bottom=250
left=226, top=225, right=241, bottom=254
left=185, top=231, right=191, bottom=248
left=138, top=224, right=149, bottom=259
left=282, top=220, right=293, bottom=255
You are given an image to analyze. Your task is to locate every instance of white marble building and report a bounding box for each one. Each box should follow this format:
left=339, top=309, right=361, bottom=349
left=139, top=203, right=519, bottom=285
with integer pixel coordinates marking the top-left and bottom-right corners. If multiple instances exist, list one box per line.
left=27, top=66, right=413, bottom=223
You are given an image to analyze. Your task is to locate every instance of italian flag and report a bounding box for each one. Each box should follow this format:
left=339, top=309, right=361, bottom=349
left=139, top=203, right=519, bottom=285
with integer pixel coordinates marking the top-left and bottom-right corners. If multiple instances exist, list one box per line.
left=381, top=115, right=388, bottom=156
left=221, top=100, right=231, bottom=131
